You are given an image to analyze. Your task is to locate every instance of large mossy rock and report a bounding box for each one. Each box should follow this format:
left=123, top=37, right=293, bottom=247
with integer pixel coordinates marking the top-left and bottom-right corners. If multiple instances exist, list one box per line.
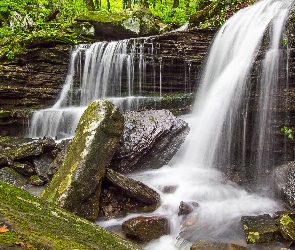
left=277, top=213, right=295, bottom=243
left=110, top=109, right=189, bottom=173
left=241, top=214, right=278, bottom=244
left=0, top=181, right=141, bottom=250
left=40, top=100, right=124, bottom=221
left=76, top=9, right=159, bottom=39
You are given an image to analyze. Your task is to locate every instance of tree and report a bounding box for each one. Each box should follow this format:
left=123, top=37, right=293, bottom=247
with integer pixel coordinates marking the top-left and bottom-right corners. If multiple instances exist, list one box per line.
left=173, top=0, right=179, bottom=8
left=84, top=0, right=96, bottom=11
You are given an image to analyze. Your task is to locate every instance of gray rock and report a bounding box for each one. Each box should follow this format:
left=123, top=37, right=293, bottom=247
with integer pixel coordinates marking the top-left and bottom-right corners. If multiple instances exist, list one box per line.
left=274, top=162, right=295, bottom=207
left=29, top=175, right=45, bottom=186
left=122, top=216, right=169, bottom=242
left=241, top=214, right=278, bottom=244
left=0, top=167, right=28, bottom=189
left=105, top=168, right=160, bottom=205
left=40, top=100, right=124, bottom=221
left=178, top=201, right=199, bottom=216
left=11, top=161, right=35, bottom=176
left=32, top=153, right=54, bottom=182
left=190, top=240, right=249, bottom=250
left=277, top=213, right=295, bottom=243
left=110, top=109, right=189, bottom=173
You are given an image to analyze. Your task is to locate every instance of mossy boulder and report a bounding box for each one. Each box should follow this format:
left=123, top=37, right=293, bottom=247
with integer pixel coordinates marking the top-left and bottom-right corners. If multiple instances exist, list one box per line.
left=122, top=216, right=169, bottom=242
left=40, top=100, right=124, bottom=221
left=277, top=213, right=295, bottom=243
left=76, top=9, right=159, bottom=39
left=241, top=214, right=278, bottom=244
left=0, top=181, right=141, bottom=249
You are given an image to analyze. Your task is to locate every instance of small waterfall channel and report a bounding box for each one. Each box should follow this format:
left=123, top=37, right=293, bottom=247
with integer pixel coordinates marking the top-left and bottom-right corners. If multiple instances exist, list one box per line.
left=98, top=0, right=295, bottom=249
left=28, top=38, right=166, bottom=139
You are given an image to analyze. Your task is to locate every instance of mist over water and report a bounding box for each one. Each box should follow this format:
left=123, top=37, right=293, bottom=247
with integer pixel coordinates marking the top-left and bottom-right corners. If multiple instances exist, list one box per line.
left=99, top=0, right=294, bottom=248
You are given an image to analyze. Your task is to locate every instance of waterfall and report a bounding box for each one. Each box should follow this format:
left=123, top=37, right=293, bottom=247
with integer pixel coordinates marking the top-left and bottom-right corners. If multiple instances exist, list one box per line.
left=97, top=0, right=295, bottom=249
left=28, top=38, right=162, bottom=139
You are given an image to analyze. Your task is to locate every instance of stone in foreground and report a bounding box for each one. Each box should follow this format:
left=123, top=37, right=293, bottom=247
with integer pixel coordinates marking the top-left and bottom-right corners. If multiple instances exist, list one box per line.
left=277, top=213, right=295, bottom=243
left=0, top=181, right=141, bottom=250
left=41, top=100, right=124, bottom=221
left=105, top=168, right=160, bottom=205
left=241, top=214, right=278, bottom=244
left=122, top=216, right=169, bottom=242
left=190, top=240, right=249, bottom=250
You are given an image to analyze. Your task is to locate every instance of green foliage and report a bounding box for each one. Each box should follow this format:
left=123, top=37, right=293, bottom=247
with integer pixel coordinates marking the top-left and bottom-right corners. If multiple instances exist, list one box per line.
left=0, top=0, right=256, bottom=59
left=281, top=126, right=294, bottom=140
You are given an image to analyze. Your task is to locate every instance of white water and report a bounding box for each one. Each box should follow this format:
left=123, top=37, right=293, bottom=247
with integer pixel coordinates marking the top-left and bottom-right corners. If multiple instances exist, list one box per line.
left=98, top=0, right=294, bottom=249
left=28, top=38, right=162, bottom=139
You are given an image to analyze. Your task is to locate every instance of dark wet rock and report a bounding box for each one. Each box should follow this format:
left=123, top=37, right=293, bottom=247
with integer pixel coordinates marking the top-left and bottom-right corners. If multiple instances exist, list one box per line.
left=277, top=213, right=295, bottom=244
left=29, top=175, right=45, bottom=186
left=105, top=168, right=160, bottom=205
left=99, top=181, right=158, bottom=219
left=48, top=139, right=72, bottom=180
left=274, top=162, right=295, bottom=208
left=0, top=137, right=56, bottom=161
left=241, top=214, right=278, bottom=244
left=40, top=100, right=124, bottom=221
left=122, top=216, right=169, bottom=242
left=190, top=240, right=249, bottom=250
left=32, top=153, right=54, bottom=182
left=11, top=161, right=35, bottom=176
left=110, top=109, right=189, bottom=173
left=0, top=154, right=8, bottom=166
left=178, top=201, right=199, bottom=216
left=0, top=167, right=28, bottom=189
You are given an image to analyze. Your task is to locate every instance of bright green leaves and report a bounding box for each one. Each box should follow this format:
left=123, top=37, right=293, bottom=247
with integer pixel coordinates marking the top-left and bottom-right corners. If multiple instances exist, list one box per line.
left=281, top=126, right=294, bottom=140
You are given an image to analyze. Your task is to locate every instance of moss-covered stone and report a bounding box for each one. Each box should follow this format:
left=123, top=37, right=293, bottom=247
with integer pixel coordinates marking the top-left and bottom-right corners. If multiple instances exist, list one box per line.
left=190, top=240, right=249, bottom=250
left=278, top=214, right=295, bottom=242
left=241, top=214, right=278, bottom=244
left=41, top=100, right=124, bottom=221
left=0, top=181, right=142, bottom=249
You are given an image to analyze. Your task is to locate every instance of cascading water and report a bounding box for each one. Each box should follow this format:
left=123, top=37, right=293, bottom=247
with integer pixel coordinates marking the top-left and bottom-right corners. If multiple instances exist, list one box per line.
left=98, top=0, right=294, bottom=249
left=28, top=38, right=162, bottom=139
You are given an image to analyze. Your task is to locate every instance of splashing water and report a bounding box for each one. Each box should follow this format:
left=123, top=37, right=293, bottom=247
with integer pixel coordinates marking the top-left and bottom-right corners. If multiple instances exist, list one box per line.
left=98, top=0, right=294, bottom=248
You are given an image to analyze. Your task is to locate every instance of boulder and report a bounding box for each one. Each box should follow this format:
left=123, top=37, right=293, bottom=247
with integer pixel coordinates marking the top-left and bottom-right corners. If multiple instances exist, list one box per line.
left=32, top=153, right=54, bottom=182
left=178, top=201, right=199, bottom=216
left=241, top=214, right=278, bottom=244
left=105, top=168, right=160, bottom=205
left=40, top=100, right=124, bottom=221
left=11, top=161, right=35, bottom=176
left=110, top=109, right=189, bottom=173
left=122, top=216, right=169, bottom=242
left=274, top=161, right=295, bottom=207
left=0, top=181, right=141, bottom=250
left=277, top=213, right=295, bottom=243
left=190, top=240, right=249, bottom=250
left=0, top=137, right=55, bottom=161
left=0, top=167, right=28, bottom=189
left=76, top=9, right=159, bottom=39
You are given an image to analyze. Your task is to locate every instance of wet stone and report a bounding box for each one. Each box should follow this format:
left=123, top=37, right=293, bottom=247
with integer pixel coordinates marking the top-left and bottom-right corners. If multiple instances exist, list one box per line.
left=190, top=240, right=249, bottom=250
left=241, top=214, right=278, bottom=244
left=11, top=161, right=35, bottom=176
left=32, top=153, right=54, bottom=182
left=178, top=201, right=199, bottom=216
left=122, top=216, right=169, bottom=242
left=29, top=175, right=45, bottom=186
left=0, top=167, right=28, bottom=189
left=277, top=213, right=295, bottom=243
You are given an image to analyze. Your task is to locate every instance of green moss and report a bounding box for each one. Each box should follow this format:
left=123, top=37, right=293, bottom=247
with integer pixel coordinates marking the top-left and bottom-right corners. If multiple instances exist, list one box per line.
left=247, top=231, right=260, bottom=243
left=0, top=181, right=141, bottom=249
left=280, top=214, right=293, bottom=226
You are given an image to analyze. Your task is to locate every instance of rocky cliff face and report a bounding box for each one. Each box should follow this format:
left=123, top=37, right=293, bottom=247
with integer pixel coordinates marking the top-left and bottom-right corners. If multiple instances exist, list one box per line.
left=0, top=28, right=215, bottom=136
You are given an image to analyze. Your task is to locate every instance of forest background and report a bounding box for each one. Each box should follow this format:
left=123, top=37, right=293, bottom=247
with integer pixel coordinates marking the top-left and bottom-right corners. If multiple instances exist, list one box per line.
left=0, top=0, right=254, bottom=59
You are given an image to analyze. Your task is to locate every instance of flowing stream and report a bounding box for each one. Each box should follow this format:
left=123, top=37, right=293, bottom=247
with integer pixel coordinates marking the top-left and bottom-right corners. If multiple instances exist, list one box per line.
left=98, top=0, right=294, bottom=249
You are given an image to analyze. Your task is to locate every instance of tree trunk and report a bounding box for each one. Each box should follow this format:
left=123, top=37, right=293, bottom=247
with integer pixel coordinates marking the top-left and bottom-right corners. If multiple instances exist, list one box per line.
left=142, top=0, right=149, bottom=8
left=173, top=0, right=179, bottom=8
left=107, top=0, right=111, bottom=11
left=185, top=0, right=190, bottom=8
left=84, top=0, right=95, bottom=11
